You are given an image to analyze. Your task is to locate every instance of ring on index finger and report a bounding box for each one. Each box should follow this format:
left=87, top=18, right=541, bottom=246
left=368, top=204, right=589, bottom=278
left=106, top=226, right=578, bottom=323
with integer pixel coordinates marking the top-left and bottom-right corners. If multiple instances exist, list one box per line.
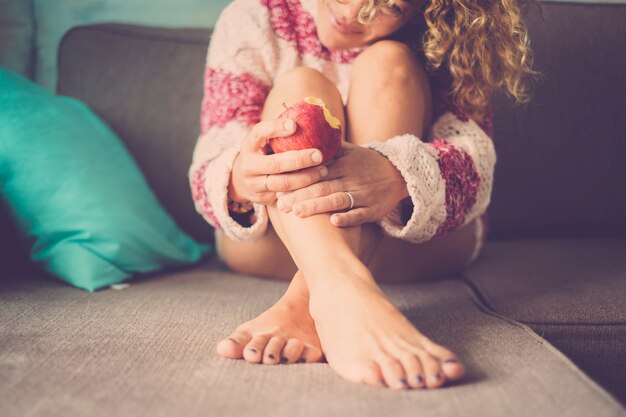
left=264, top=174, right=271, bottom=191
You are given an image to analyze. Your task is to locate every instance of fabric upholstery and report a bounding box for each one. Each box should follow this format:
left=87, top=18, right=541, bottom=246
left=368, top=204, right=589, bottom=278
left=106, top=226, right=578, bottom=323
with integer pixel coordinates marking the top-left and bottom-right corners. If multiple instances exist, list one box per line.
left=463, top=239, right=626, bottom=404
left=32, top=0, right=230, bottom=90
left=56, top=25, right=214, bottom=245
left=1, top=262, right=624, bottom=417
left=487, top=2, right=626, bottom=239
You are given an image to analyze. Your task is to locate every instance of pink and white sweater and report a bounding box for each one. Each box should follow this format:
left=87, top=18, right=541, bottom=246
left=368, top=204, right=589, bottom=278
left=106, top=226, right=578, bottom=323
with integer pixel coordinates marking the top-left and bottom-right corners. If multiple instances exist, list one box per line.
left=189, top=0, right=497, bottom=262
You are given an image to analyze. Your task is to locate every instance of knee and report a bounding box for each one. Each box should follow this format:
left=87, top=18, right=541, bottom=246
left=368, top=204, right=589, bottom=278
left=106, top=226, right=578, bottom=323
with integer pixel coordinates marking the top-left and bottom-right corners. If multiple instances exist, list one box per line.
left=275, top=66, right=339, bottom=96
left=352, top=40, right=428, bottom=93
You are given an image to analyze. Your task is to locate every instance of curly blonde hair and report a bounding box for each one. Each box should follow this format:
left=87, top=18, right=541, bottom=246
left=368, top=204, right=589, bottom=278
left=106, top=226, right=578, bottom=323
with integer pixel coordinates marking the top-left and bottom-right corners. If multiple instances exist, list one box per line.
left=355, top=0, right=543, bottom=120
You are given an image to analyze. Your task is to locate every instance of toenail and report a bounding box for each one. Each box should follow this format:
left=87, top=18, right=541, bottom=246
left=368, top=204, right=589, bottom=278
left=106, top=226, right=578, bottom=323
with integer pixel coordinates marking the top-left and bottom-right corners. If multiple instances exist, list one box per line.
left=416, top=375, right=425, bottom=385
left=268, top=354, right=275, bottom=360
left=297, top=358, right=307, bottom=363
left=227, top=338, right=240, bottom=344
left=398, top=379, right=407, bottom=388
left=249, top=348, right=257, bottom=353
left=280, top=356, right=288, bottom=364
left=433, top=373, right=442, bottom=381
left=442, top=358, right=457, bottom=364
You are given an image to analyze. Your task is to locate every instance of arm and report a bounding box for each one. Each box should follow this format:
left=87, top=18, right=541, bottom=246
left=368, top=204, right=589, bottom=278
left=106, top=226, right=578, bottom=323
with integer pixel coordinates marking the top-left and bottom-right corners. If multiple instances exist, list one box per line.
left=363, top=109, right=496, bottom=243
left=188, top=0, right=273, bottom=241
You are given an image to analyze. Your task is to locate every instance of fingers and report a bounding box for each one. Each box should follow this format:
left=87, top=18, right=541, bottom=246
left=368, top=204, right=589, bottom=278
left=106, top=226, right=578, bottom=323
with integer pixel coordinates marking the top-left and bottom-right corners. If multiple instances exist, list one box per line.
left=290, top=192, right=353, bottom=218
left=330, top=208, right=370, bottom=227
left=244, top=118, right=297, bottom=153
left=263, top=165, right=328, bottom=194
left=246, top=149, right=324, bottom=176
left=277, top=181, right=336, bottom=212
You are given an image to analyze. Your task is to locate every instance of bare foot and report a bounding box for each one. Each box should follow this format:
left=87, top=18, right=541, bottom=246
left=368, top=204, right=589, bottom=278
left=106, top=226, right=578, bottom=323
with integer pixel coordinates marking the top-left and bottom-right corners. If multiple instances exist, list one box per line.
left=216, top=271, right=323, bottom=364
left=309, top=273, right=465, bottom=390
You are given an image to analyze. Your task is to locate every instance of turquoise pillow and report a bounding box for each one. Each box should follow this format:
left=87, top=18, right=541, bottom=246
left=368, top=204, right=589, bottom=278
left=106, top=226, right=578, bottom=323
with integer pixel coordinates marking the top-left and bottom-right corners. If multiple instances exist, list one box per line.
left=0, top=68, right=211, bottom=291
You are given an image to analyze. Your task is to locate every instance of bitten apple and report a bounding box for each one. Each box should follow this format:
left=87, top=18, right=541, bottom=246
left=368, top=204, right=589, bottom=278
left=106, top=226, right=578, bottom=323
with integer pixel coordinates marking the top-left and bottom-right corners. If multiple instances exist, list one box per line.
left=268, top=96, right=342, bottom=163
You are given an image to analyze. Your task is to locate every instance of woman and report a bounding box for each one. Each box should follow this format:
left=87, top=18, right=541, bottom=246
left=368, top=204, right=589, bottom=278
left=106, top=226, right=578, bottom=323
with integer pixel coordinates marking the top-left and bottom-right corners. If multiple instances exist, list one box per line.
left=189, top=0, right=539, bottom=390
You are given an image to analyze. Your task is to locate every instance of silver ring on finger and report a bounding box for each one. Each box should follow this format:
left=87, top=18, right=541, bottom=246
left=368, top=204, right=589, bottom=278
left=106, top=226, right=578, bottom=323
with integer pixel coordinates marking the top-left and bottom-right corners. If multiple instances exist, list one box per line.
left=264, top=174, right=271, bottom=191
left=345, top=191, right=355, bottom=210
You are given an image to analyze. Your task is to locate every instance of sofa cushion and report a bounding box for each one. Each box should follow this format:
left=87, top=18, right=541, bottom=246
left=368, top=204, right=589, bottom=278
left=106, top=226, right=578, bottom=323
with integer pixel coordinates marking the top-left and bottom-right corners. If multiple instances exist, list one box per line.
left=57, top=25, right=214, bottom=244
left=0, top=68, right=210, bottom=291
left=32, top=0, right=230, bottom=90
left=0, top=262, right=624, bottom=416
left=487, top=2, right=626, bottom=239
left=463, top=239, right=626, bottom=404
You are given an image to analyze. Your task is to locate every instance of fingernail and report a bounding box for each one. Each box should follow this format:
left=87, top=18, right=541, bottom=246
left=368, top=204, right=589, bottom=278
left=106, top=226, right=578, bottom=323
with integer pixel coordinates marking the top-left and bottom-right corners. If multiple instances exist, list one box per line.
left=277, top=199, right=284, bottom=210
left=284, top=119, right=294, bottom=131
left=319, top=166, right=328, bottom=177
left=311, top=151, right=322, bottom=164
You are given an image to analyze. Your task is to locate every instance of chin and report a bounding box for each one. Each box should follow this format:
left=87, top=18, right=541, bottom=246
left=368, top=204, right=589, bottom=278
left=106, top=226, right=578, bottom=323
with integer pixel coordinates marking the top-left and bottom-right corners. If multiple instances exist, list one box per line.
left=317, top=26, right=364, bottom=50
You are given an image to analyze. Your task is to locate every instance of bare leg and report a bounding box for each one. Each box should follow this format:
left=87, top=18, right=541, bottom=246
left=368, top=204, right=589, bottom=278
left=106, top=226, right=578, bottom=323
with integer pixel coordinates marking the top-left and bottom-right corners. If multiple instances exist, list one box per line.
left=216, top=67, right=346, bottom=365
left=218, top=42, right=469, bottom=389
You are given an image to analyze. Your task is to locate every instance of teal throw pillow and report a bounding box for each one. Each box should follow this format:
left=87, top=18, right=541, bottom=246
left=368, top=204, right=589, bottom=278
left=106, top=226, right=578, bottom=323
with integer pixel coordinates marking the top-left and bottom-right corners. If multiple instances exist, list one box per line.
left=0, top=68, right=211, bottom=291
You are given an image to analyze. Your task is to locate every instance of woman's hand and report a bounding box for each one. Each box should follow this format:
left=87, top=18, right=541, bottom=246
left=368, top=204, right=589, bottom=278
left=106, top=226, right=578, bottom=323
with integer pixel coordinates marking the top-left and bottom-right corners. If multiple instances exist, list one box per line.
left=229, top=118, right=328, bottom=205
left=275, top=142, right=410, bottom=227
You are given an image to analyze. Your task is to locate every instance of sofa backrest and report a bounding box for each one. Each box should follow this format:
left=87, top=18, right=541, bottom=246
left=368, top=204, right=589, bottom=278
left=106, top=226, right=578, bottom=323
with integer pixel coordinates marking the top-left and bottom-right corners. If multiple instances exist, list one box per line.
left=488, top=2, right=626, bottom=239
left=2, top=2, right=626, bottom=277
left=56, top=25, right=214, bottom=245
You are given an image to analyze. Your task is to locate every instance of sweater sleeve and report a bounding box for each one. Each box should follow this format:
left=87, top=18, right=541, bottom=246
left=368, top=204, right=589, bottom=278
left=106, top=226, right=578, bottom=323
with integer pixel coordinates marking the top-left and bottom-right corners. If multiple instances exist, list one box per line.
left=363, top=110, right=496, bottom=243
left=188, top=0, right=275, bottom=241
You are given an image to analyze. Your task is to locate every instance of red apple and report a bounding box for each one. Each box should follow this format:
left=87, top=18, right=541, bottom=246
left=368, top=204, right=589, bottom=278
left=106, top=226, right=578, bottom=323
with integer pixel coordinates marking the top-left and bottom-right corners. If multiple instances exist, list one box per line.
left=268, top=96, right=342, bottom=163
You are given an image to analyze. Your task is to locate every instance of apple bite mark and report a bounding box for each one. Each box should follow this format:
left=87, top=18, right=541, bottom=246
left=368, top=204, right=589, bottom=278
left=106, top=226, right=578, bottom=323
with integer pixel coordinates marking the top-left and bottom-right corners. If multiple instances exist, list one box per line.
left=269, top=96, right=342, bottom=163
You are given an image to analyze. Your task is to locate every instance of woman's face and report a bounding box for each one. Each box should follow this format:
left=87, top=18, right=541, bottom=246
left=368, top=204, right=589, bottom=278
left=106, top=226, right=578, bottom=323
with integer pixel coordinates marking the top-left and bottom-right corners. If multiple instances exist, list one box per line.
left=316, top=0, right=421, bottom=50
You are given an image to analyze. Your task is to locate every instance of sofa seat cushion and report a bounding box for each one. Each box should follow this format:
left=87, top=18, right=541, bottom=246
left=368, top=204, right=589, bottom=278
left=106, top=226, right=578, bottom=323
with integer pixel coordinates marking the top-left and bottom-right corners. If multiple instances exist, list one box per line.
left=463, top=239, right=626, bottom=404
left=463, top=239, right=626, bottom=325
left=0, top=259, right=624, bottom=417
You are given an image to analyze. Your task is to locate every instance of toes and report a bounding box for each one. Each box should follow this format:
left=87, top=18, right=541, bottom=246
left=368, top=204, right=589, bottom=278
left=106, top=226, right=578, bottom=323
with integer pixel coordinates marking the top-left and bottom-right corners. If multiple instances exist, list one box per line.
left=298, top=344, right=324, bottom=364
left=397, top=353, right=426, bottom=389
left=420, top=339, right=465, bottom=381
left=441, top=358, right=465, bottom=381
left=243, top=334, right=270, bottom=363
left=378, top=356, right=409, bottom=390
left=216, top=330, right=253, bottom=359
left=263, top=336, right=286, bottom=365
left=280, top=338, right=305, bottom=364
left=414, top=348, right=445, bottom=389
left=359, top=361, right=384, bottom=387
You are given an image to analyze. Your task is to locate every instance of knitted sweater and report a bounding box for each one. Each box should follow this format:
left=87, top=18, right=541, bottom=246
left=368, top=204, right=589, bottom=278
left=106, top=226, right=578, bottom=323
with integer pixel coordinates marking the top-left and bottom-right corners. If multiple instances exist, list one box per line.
left=189, top=0, right=496, bottom=245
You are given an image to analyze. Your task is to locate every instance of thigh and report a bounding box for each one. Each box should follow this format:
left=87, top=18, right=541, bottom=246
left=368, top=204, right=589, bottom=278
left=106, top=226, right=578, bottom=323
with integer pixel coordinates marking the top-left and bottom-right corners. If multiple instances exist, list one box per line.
left=365, top=218, right=481, bottom=284
left=215, top=224, right=298, bottom=281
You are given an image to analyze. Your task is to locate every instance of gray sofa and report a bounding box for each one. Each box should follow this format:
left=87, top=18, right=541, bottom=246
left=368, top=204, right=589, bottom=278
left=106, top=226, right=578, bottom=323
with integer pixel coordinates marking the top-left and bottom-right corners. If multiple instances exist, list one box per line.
left=1, top=2, right=625, bottom=416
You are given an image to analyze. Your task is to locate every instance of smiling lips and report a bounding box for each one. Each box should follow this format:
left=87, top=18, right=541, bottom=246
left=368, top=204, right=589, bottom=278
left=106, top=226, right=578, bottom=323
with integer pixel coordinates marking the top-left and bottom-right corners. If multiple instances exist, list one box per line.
left=329, top=9, right=361, bottom=34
